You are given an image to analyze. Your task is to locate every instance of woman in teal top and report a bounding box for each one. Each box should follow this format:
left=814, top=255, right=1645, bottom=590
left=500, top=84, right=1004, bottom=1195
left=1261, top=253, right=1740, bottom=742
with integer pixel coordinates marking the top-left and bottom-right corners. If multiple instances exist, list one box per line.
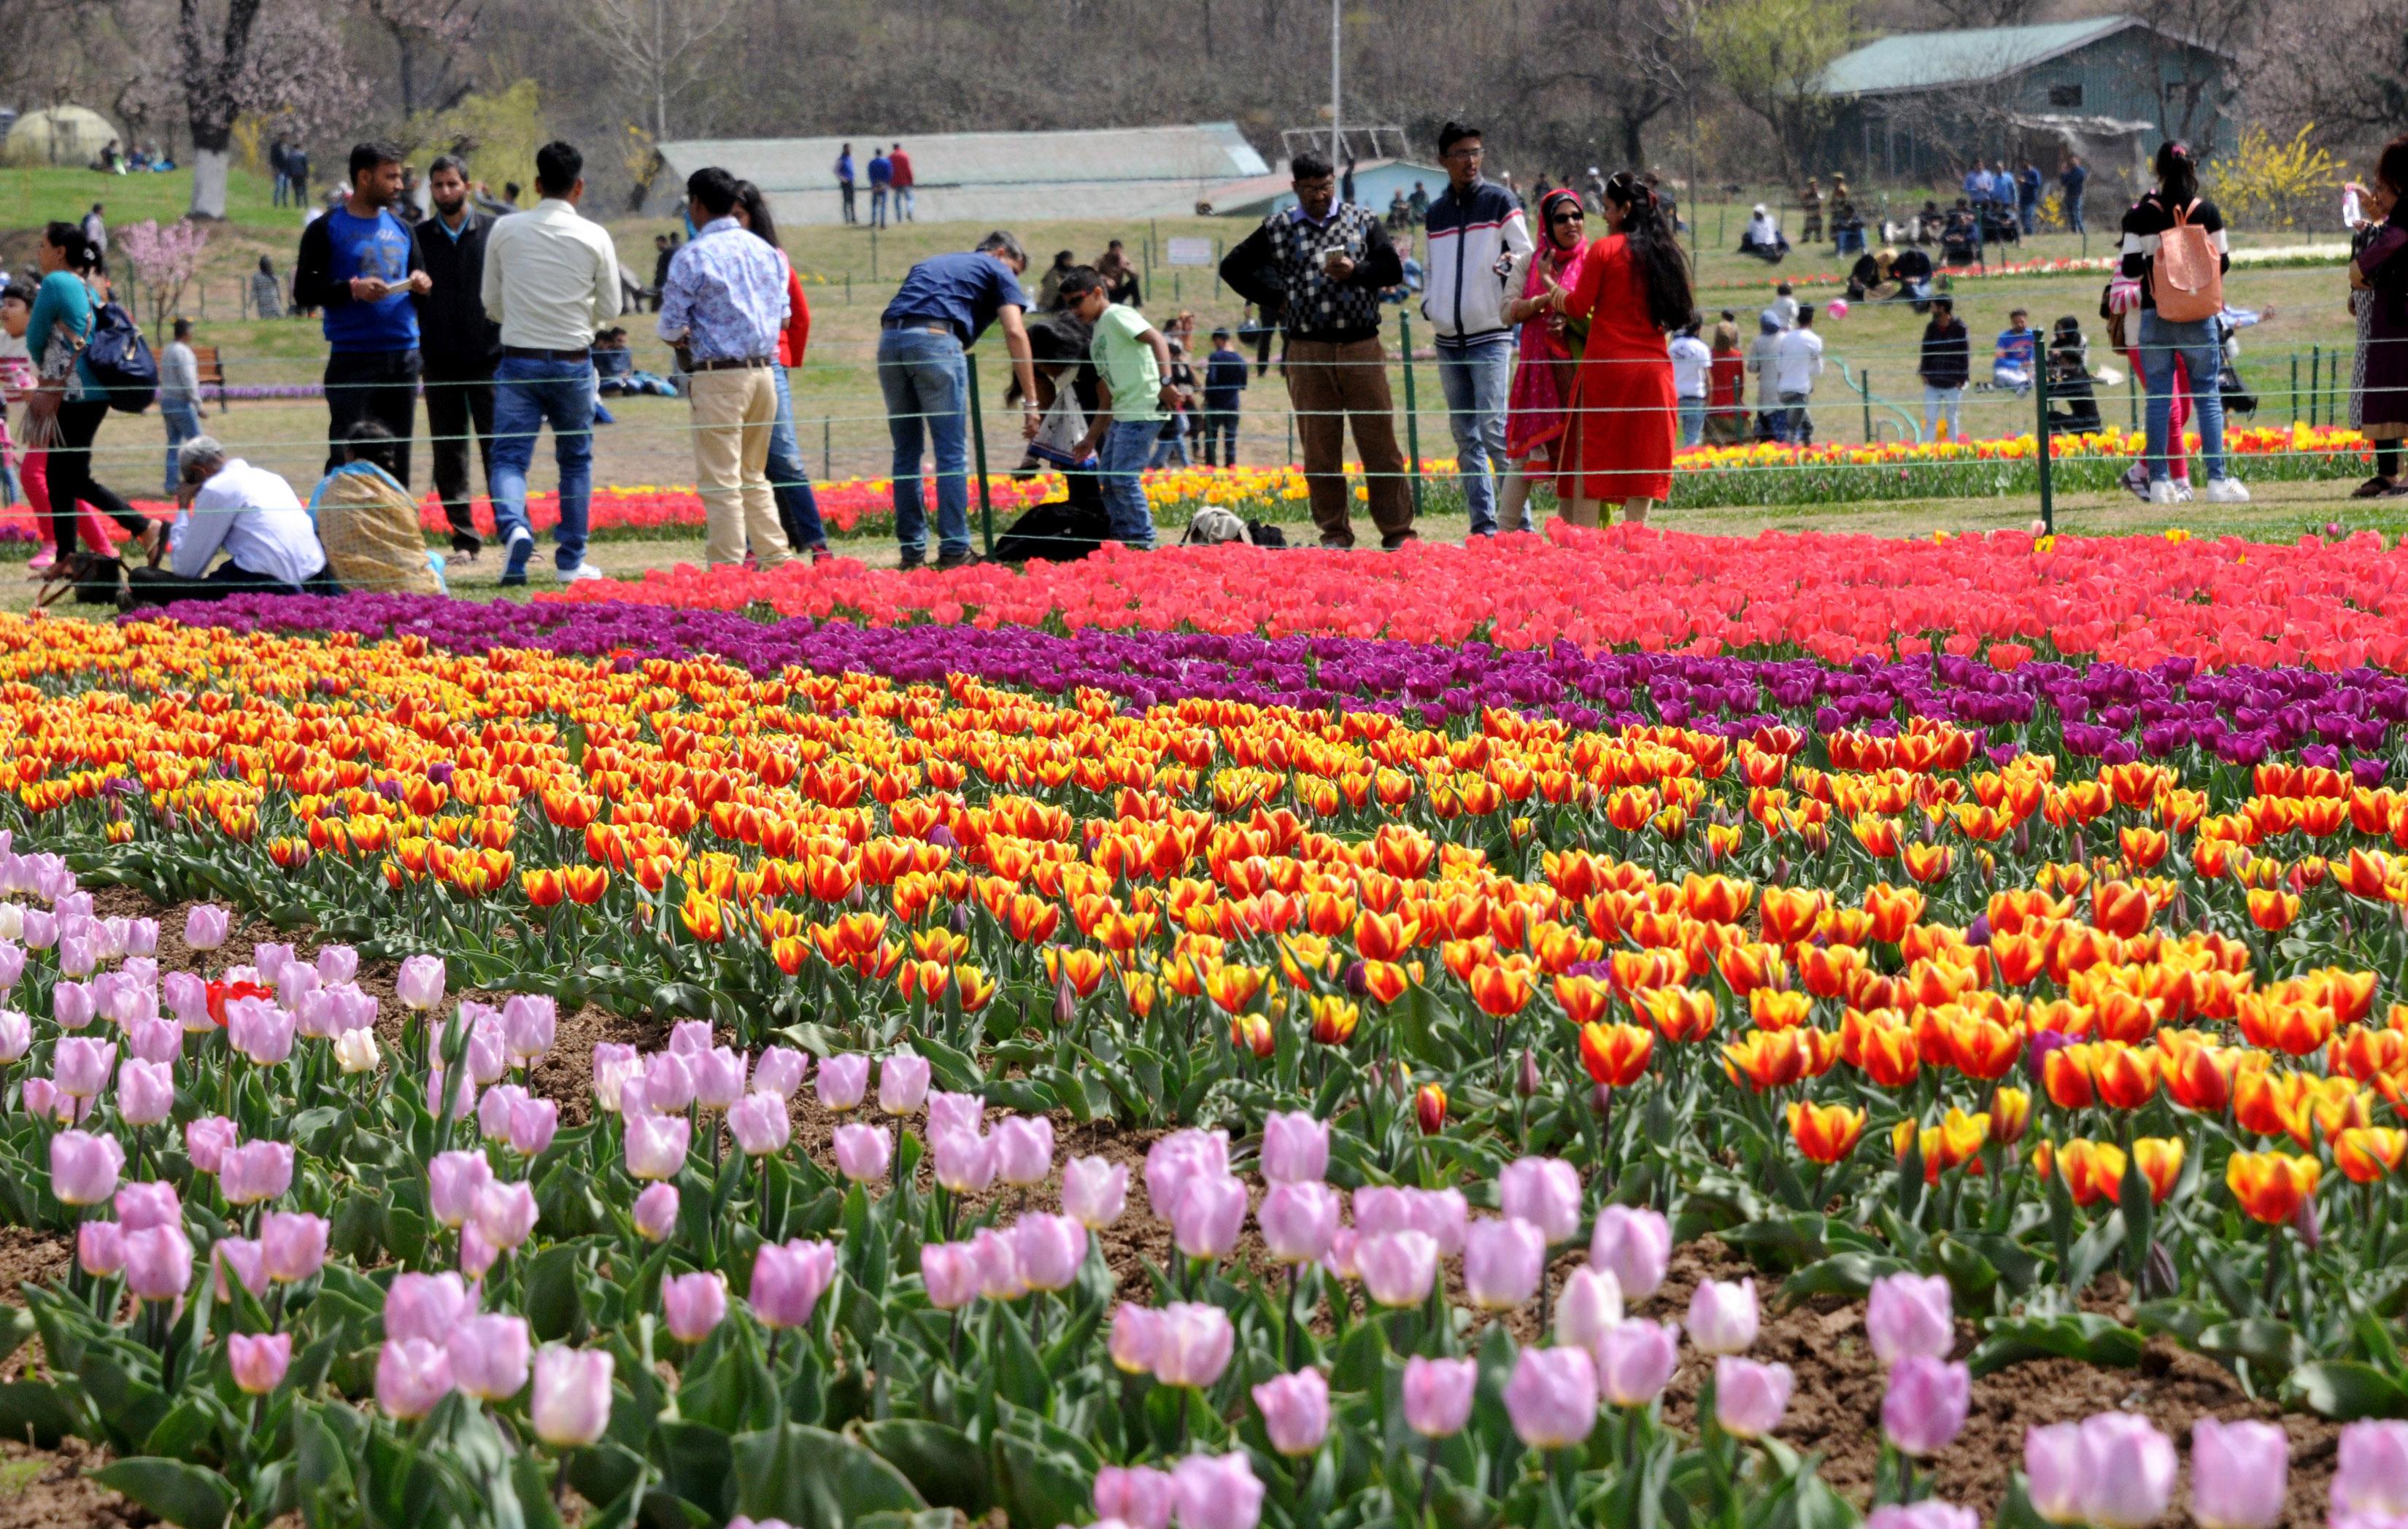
left=23, top=221, right=152, bottom=566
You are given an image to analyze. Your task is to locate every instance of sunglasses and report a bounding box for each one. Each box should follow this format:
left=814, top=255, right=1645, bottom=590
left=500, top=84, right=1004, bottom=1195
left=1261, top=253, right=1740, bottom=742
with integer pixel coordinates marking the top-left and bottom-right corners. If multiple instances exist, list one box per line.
left=1549, top=212, right=1585, bottom=225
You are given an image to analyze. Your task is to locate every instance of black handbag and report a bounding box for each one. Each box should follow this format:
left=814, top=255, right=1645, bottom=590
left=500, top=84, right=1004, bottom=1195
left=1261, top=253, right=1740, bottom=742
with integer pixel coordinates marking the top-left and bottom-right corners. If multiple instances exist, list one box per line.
left=82, top=297, right=158, bottom=414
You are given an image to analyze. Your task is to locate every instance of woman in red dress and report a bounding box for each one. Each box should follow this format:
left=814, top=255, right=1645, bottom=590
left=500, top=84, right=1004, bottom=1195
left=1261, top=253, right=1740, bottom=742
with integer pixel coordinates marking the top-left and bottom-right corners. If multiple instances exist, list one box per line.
left=1498, top=188, right=1589, bottom=532
left=1552, top=173, right=1695, bottom=527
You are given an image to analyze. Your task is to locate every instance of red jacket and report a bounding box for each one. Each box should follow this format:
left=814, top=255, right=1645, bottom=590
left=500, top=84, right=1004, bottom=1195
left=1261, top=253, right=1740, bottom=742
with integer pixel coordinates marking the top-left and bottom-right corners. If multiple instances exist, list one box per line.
left=777, top=266, right=811, bottom=368
left=889, top=150, right=914, bottom=189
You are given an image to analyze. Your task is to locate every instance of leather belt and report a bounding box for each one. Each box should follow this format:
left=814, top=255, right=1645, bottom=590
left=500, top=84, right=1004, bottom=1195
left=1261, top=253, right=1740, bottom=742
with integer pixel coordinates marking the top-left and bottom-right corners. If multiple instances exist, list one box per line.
left=882, top=317, right=955, bottom=337
left=690, top=355, right=773, bottom=372
left=503, top=346, right=590, bottom=361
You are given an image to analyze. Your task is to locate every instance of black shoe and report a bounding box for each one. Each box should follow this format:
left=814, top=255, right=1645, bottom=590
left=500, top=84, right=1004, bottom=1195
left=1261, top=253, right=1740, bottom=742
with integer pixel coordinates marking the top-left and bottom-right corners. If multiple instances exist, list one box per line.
left=934, top=549, right=983, bottom=571
left=498, top=570, right=528, bottom=589
left=898, top=549, right=926, bottom=571
left=449, top=533, right=483, bottom=560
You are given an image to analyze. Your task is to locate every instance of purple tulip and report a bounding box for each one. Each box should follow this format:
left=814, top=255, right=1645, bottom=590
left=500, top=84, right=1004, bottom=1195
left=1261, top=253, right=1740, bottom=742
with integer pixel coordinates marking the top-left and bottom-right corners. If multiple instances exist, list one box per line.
left=213, top=1236, right=269, bottom=1299
left=1145, top=1130, right=1230, bottom=1219
left=50, top=981, right=95, bottom=1031
left=228, top=1331, right=291, bottom=1395
left=730, top=1093, right=792, bottom=1158
left=1095, top=1465, right=1177, bottom=1529
left=833, top=1122, right=891, bottom=1182
left=591, top=1043, right=641, bottom=1111
left=817, top=1053, right=869, bottom=1110
left=625, top=1113, right=690, bottom=1180
left=385, top=1271, right=471, bottom=1344
left=1596, top=1318, right=1682, bottom=1407
left=1013, top=1212, right=1088, bottom=1293
left=49, top=1129, right=123, bottom=1206
left=2190, top=1418, right=2288, bottom=1529
left=2075, top=1412, right=2176, bottom=1528
left=751, top=1239, right=837, bottom=1329
left=1500, top=1156, right=1583, bottom=1245
left=1259, top=1111, right=1327, bottom=1185
left=448, top=1313, right=532, bottom=1401
left=920, top=1242, right=981, bottom=1310
left=1170, top=1173, right=1247, bottom=1260
left=667, top=1021, right=712, bottom=1056
left=1589, top=1205, right=1671, bottom=1300
left=1111, top=1303, right=1163, bottom=1372
left=316, top=944, right=358, bottom=985
left=1554, top=1265, right=1625, bottom=1349
left=261, top=1210, right=330, bottom=1283
left=1258, top=1181, right=1340, bottom=1266
left=393, top=954, right=446, bottom=1012
left=1062, top=1156, right=1129, bottom=1228
left=633, top=1182, right=679, bottom=1241
left=2332, top=1421, right=2408, bottom=1518
left=970, top=1228, right=1024, bottom=1301
left=53, top=1037, right=115, bottom=1098
left=879, top=1052, right=931, bottom=1114
left=927, top=1089, right=982, bottom=1138
left=1687, top=1277, right=1759, bottom=1355
left=221, top=1141, right=294, bottom=1205
left=502, top=995, right=555, bottom=1062
left=114, top=1181, right=177, bottom=1234
left=428, top=1150, right=494, bottom=1228
left=509, top=1096, right=559, bottom=1157
left=184, top=905, right=229, bottom=952
left=1864, top=1503, right=1978, bottom=1529
left=1251, top=1368, right=1330, bottom=1456
left=531, top=1346, right=614, bottom=1447
left=692, top=1047, right=746, bottom=1111
left=1503, top=1345, right=1599, bottom=1449
left=752, top=1046, right=809, bottom=1099
left=992, top=1115, right=1054, bottom=1187
left=183, top=1115, right=236, bottom=1175
left=1404, top=1187, right=1468, bottom=1255
left=1464, top=1216, right=1545, bottom=1310
left=1153, top=1301, right=1235, bottom=1388
left=122, top=1224, right=192, bottom=1301
left=478, top=1083, right=529, bottom=1144
left=1358, top=1231, right=1440, bottom=1308
left=1171, top=1452, right=1262, bottom=1529
left=1880, top=1356, right=1969, bottom=1456
left=77, top=1220, right=124, bottom=1277
left=1867, top=1271, right=1956, bottom=1365
left=474, top=1181, right=538, bottom=1252
left=166, top=972, right=213, bottom=1033
left=641, top=1051, right=695, bottom=1112
left=1402, top=1355, right=1478, bottom=1438
left=377, top=1338, right=454, bottom=1420
left=1714, top=1356, right=1793, bottom=1439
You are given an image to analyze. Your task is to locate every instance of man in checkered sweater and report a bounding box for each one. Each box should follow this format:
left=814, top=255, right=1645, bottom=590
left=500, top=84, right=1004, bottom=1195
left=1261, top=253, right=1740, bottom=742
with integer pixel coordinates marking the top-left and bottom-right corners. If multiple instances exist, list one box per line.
left=1219, top=150, right=1413, bottom=548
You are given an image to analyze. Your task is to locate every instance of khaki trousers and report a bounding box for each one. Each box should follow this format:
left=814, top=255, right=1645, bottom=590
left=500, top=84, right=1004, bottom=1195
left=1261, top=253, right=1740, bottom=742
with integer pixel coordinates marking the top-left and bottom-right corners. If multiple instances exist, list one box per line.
left=1284, top=337, right=1415, bottom=546
left=689, top=365, right=790, bottom=568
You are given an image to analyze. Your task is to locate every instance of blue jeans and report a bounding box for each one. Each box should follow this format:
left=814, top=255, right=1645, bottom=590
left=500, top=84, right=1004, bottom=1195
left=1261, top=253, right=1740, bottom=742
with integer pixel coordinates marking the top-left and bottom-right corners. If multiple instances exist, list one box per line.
left=1147, top=417, right=1191, bottom=469
left=1201, top=410, right=1238, bottom=465
left=488, top=355, right=595, bottom=574
left=1435, top=336, right=1512, bottom=534
left=1677, top=397, right=1707, bottom=448
left=765, top=366, right=825, bottom=550
left=1922, top=384, right=1963, bottom=441
left=878, top=328, right=971, bottom=560
left=2067, top=196, right=2085, bottom=234
left=1097, top=419, right=1159, bottom=548
left=1776, top=392, right=1811, bottom=444
left=871, top=187, right=888, bottom=228
left=161, top=400, right=202, bottom=495
left=2138, top=311, right=2228, bottom=482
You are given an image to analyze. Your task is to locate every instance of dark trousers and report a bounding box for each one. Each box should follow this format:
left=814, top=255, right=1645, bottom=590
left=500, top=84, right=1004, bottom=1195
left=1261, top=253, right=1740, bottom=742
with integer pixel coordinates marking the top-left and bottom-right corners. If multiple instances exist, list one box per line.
left=422, top=357, right=494, bottom=549
left=124, top=560, right=312, bottom=607
left=840, top=183, right=856, bottom=223
left=1202, top=410, right=1239, bottom=465
left=325, top=348, right=422, bottom=484
left=50, top=399, right=148, bottom=554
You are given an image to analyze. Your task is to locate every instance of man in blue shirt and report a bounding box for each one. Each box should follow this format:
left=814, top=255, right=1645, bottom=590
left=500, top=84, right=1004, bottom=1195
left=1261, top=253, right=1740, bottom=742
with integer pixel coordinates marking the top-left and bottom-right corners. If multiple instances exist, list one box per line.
left=2016, top=160, right=2042, bottom=235
left=1994, top=307, right=2039, bottom=394
left=293, top=142, right=430, bottom=484
left=868, top=149, right=893, bottom=229
left=836, top=142, right=857, bottom=225
left=877, top=233, right=1043, bottom=568
left=1201, top=327, right=1249, bottom=467
left=2059, top=155, right=2089, bottom=234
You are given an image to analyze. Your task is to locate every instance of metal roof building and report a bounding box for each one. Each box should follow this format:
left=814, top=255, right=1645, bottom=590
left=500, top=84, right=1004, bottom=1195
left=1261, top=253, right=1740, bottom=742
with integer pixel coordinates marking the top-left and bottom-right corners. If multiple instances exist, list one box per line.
left=652, top=123, right=1270, bottom=228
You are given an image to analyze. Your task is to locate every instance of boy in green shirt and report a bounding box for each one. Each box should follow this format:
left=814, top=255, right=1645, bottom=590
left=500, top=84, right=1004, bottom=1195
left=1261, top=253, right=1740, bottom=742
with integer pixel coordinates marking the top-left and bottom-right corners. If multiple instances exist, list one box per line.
left=1065, top=267, right=1176, bottom=549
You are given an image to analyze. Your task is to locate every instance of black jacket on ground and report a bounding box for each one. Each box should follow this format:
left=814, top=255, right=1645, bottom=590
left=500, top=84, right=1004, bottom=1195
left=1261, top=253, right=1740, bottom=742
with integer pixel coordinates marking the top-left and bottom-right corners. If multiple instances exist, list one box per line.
left=412, top=211, right=503, bottom=370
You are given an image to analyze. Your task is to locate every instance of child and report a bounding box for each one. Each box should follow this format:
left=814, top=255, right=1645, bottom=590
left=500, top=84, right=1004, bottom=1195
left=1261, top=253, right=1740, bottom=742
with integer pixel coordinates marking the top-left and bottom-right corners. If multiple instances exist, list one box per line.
left=0, top=283, right=46, bottom=570
left=1203, top=328, right=1248, bottom=467
left=1062, top=266, right=1176, bottom=550
left=1149, top=341, right=1196, bottom=469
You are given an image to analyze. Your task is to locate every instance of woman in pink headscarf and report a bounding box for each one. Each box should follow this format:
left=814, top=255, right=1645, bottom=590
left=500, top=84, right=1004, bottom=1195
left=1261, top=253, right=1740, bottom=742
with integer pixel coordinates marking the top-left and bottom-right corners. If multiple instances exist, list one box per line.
left=1497, top=187, right=1589, bottom=532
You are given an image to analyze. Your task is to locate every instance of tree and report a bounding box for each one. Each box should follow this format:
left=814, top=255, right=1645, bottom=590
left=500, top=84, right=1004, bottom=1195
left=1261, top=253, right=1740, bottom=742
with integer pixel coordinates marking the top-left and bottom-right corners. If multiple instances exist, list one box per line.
left=573, top=0, right=741, bottom=142
left=118, top=220, right=211, bottom=331
left=1699, top=0, right=1856, bottom=179
left=357, top=0, right=481, bottom=118
left=177, top=0, right=361, bottom=217
left=2251, top=0, right=2408, bottom=145
left=2124, top=0, right=2252, bottom=154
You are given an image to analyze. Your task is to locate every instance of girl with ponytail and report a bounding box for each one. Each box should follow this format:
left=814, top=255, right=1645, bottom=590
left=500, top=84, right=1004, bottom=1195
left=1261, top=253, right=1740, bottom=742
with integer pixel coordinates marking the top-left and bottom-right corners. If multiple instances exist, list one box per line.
left=1553, top=171, right=1692, bottom=526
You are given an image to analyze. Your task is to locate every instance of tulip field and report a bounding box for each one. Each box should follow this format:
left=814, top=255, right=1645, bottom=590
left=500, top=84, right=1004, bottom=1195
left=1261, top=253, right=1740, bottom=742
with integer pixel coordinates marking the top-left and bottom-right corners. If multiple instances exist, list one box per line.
left=2, top=524, right=2408, bottom=1529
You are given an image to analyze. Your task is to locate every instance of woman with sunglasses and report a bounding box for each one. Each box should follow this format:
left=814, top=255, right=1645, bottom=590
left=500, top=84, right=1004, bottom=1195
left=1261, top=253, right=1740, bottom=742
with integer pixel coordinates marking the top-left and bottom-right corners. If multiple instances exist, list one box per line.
left=1496, top=188, right=1589, bottom=532
left=1555, top=172, right=1694, bottom=527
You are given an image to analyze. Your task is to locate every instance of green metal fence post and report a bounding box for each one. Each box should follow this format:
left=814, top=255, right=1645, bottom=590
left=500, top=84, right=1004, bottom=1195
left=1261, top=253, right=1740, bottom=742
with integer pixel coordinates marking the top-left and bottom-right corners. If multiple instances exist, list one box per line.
left=845, top=272, right=852, bottom=304
left=2311, top=346, right=2322, bottom=427
left=965, top=351, right=995, bottom=557
left=823, top=418, right=833, bottom=483
left=1860, top=368, right=1874, bottom=444
left=1397, top=311, right=1426, bottom=519
left=2035, top=354, right=2055, bottom=535
left=2128, top=370, right=2139, bottom=432
left=2291, top=352, right=2300, bottom=422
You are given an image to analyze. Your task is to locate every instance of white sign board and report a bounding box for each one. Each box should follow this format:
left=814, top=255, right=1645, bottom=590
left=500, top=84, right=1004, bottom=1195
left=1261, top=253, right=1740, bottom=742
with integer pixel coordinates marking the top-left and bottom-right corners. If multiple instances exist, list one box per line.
left=1166, top=238, right=1215, bottom=267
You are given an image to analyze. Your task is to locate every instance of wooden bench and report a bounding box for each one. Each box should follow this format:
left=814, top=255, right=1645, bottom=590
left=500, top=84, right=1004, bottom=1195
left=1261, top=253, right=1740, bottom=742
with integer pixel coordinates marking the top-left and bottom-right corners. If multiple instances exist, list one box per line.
left=190, top=345, right=229, bottom=414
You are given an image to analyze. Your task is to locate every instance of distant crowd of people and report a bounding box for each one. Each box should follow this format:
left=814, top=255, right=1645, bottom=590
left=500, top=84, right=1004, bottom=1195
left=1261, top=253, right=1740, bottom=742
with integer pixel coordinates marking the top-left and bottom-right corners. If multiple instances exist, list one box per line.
left=833, top=143, right=916, bottom=228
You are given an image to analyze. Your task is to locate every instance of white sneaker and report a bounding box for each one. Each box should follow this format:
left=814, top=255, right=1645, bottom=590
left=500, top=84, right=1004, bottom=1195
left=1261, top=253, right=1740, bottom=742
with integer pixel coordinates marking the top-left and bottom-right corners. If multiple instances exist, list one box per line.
left=2147, top=479, right=2180, bottom=506
left=2174, top=481, right=2193, bottom=503
left=2204, top=478, right=2251, bottom=503
left=556, top=562, right=606, bottom=583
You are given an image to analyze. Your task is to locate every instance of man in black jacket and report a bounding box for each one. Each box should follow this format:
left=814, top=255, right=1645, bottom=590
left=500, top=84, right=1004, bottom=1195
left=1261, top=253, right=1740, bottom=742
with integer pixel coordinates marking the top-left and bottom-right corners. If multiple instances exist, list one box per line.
left=1219, top=150, right=1412, bottom=548
left=414, top=155, right=502, bottom=560
left=1917, top=296, right=1970, bottom=443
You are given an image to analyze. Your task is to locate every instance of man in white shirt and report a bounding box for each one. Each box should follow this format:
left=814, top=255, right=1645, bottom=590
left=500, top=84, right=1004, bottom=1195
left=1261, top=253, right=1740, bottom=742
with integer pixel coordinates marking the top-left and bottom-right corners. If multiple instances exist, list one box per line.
left=124, top=437, right=329, bottom=605
left=479, top=139, right=620, bottom=587
left=1773, top=305, right=1824, bottom=445
left=1669, top=317, right=1712, bottom=448
left=160, top=319, right=204, bottom=495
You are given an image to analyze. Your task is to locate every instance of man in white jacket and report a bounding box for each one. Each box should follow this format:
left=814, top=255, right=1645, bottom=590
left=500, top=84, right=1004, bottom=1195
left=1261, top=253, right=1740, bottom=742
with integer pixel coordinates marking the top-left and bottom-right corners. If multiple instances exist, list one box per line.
left=1421, top=121, right=1533, bottom=535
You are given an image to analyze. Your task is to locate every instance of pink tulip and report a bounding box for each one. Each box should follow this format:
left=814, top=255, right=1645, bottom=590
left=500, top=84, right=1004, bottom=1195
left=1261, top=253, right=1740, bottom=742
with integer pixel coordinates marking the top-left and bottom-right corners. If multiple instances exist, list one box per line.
left=317, top=945, right=358, bottom=985
left=879, top=1053, right=931, bottom=1114
left=1403, top=1354, right=1478, bottom=1438
left=1259, top=1112, right=1327, bottom=1185
left=2024, top=1422, right=2085, bottom=1524
left=1145, top=1130, right=1230, bottom=1218
left=642, top=1051, right=695, bottom=1112
left=51, top=980, right=94, bottom=1031
left=993, top=1115, right=1054, bottom=1187
left=459, top=1220, right=501, bottom=1281
left=1880, top=1356, right=1969, bottom=1456
left=2334, top=1421, right=2408, bottom=1518
left=478, top=1083, right=530, bottom=1144
left=1687, top=1277, right=1759, bottom=1354
left=1866, top=1271, right=1955, bottom=1366
left=532, top=1348, right=616, bottom=1444
left=221, top=1141, right=294, bottom=1206
left=502, top=995, right=555, bottom=1062
left=970, top=1227, right=1024, bottom=1301
left=77, top=1220, right=124, bottom=1277
left=53, top=1037, right=114, bottom=1098
left=1503, top=1345, right=1599, bottom=1449
left=1013, top=1212, right=1088, bottom=1293
left=377, top=1337, right=453, bottom=1420
left=752, top=1046, right=808, bottom=1099
left=261, top=1210, right=330, bottom=1283
left=49, top=1129, right=123, bottom=1206
left=927, top=1089, right=982, bottom=1138
left=166, top=972, right=213, bottom=1033
left=633, top=1182, right=679, bottom=1241
left=183, top=1115, right=236, bottom=1175
left=692, top=1047, right=746, bottom=1111
left=448, top=1313, right=532, bottom=1401
left=111, top=1058, right=174, bottom=1128
left=1589, top=1205, right=1671, bottom=1301
left=1095, top=1465, right=1177, bottom=1529
left=1554, top=1265, right=1625, bottom=1349
left=932, top=1129, right=995, bottom=1194
left=20, top=910, right=52, bottom=951
left=663, top=1271, right=729, bottom=1344
left=385, top=1271, right=471, bottom=1345
left=1465, top=1217, right=1545, bottom=1311
left=920, top=1243, right=980, bottom=1310
left=1321, top=1226, right=1359, bottom=1282
left=1171, top=1174, right=1246, bottom=1260
left=428, top=1150, right=494, bottom=1228
left=1154, top=1301, right=1235, bottom=1388
left=474, top=1180, right=538, bottom=1252
left=18, top=1076, right=63, bottom=1123
left=115, top=1179, right=180, bottom=1231
left=1251, top=1368, right=1330, bottom=1456
left=393, top=955, right=446, bottom=1013
left=2190, top=1418, right=2288, bottom=1529
left=121, top=1224, right=192, bottom=1301
left=215, top=1237, right=269, bottom=1299
left=1258, top=1181, right=1340, bottom=1266
left=1171, top=1452, right=1262, bottom=1529
left=1357, top=1231, right=1439, bottom=1308
left=1864, top=1503, right=1978, bottom=1529
left=1714, top=1356, right=1793, bottom=1438
left=1595, top=1318, right=1682, bottom=1407
left=228, top=1002, right=294, bottom=1066
left=1110, top=1302, right=1162, bottom=1372
left=833, top=1122, right=891, bottom=1182
left=591, top=1044, right=641, bottom=1112
left=1062, top=1156, right=1129, bottom=1228
left=667, top=1021, right=712, bottom=1056
left=2075, top=1412, right=2175, bottom=1528
left=751, top=1239, right=837, bottom=1329
left=1500, top=1156, right=1583, bottom=1245
left=228, top=1331, right=291, bottom=1395
left=817, top=1053, right=869, bottom=1110
left=625, top=1113, right=690, bottom=1180
left=730, top=1093, right=792, bottom=1158
left=184, top=904, right=228, bottom=951
left=509, top=1096, right=558, bottom=1157
left=254, top=942, right=296, bottom=987
left=0, top=1011, right=29, bottom=1064
left=124, top=1017, right=178, bottom=1068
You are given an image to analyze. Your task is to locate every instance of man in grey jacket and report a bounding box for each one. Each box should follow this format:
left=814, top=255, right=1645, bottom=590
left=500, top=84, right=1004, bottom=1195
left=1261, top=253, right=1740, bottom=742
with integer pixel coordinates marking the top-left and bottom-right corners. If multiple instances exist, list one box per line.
left=1419, top=120, right=1532, bottom=536
left=160, top=320, right=204, bottom=496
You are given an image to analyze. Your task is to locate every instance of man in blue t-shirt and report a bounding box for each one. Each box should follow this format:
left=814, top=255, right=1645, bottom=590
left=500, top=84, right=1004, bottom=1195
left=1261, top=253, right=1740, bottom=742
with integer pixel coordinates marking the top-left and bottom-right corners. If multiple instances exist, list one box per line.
left=295, top=142, right=430, bottom=483
left=868, top=149, right=893, bottom=229
left=877, top=233, right=1043, bottom=568
left=1994, top=308, right=2038, bottom=395
left=1201, top=328, right=1249, bottom=467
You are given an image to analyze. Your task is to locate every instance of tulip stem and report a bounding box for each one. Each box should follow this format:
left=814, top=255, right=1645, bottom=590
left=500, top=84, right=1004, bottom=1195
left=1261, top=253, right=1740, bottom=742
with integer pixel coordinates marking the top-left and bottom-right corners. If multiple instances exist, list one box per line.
left=1285, top=1263, right=1301, bottom=1371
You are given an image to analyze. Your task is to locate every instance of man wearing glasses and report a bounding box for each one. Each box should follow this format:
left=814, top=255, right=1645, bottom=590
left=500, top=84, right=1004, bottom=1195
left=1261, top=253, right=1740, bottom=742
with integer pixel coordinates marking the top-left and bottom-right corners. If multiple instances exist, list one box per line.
left=1421, top=121, right=1534, bottom=537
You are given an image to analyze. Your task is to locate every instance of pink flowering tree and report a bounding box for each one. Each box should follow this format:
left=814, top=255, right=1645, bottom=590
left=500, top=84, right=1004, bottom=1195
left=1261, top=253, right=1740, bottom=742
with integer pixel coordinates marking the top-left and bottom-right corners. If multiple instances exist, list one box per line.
left=119, top=220, right=212, bottom=333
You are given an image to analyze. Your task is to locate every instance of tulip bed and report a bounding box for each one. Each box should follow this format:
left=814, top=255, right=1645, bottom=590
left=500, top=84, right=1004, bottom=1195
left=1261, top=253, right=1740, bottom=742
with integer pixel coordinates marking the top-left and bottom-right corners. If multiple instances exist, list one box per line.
left=0, top=534, right=2405, bottom=1529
